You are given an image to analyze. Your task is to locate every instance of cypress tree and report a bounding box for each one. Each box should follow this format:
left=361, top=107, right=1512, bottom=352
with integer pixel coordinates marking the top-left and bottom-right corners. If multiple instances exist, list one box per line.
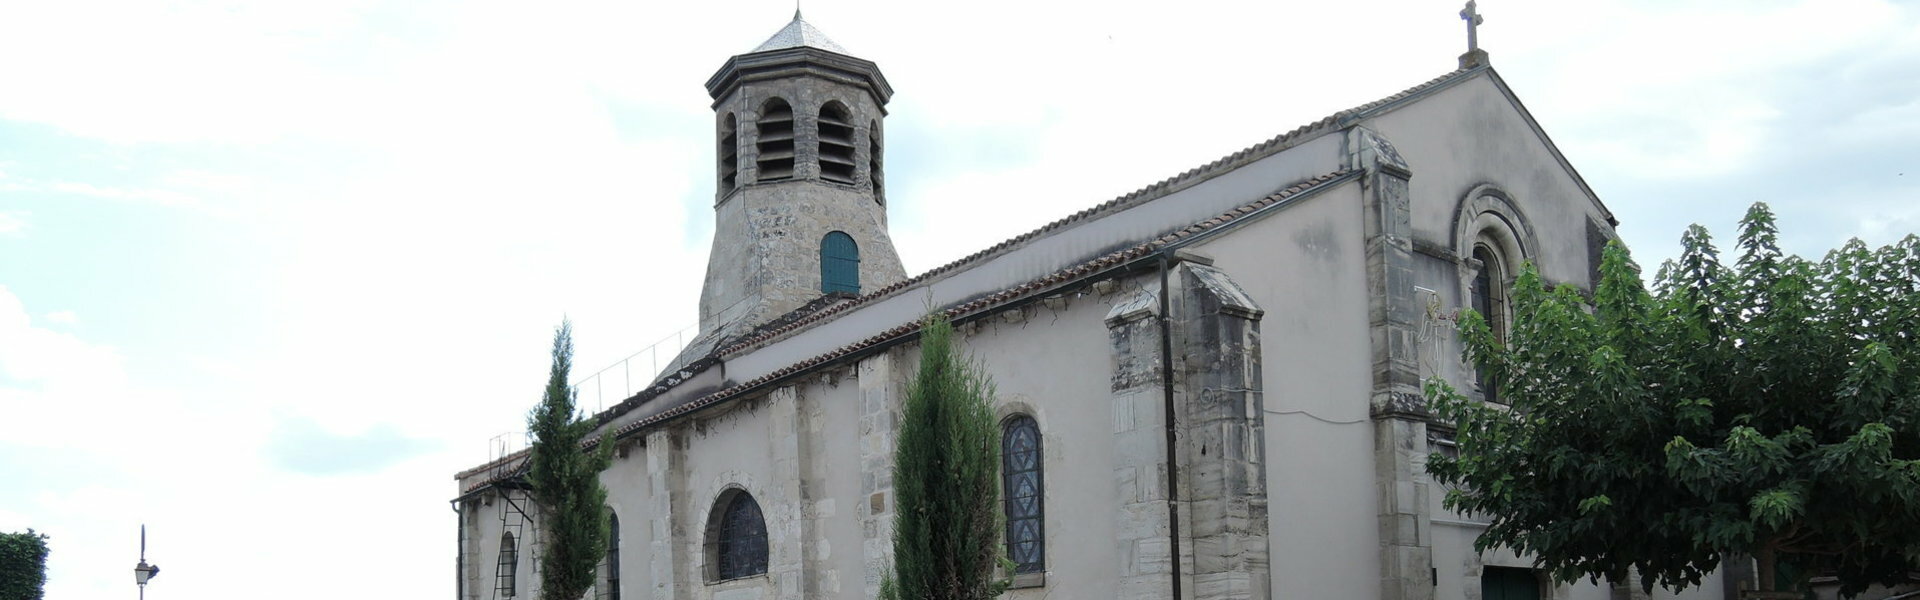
left=525, top=320, right=616, bottom=600
left=884, top=315, right=1011, bottom=600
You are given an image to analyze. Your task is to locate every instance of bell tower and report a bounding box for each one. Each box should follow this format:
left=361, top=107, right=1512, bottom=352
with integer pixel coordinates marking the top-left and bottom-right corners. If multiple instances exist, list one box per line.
left=697, top=12, right=907, bottom=345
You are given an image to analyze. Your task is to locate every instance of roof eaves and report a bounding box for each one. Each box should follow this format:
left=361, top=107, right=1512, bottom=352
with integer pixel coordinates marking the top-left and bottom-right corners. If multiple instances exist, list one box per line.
left=452, top=169, right=1357, bottom=480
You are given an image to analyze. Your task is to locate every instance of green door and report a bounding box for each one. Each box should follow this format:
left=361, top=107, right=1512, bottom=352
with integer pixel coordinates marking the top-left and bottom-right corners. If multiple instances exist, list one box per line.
left=820, top=231, right=860, bottom=294
left=1482, top=567, right=1540, bottom=600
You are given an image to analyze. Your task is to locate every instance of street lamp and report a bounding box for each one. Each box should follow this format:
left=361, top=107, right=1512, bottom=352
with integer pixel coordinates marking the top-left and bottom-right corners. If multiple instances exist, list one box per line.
left=133, top=525, right=160, bottom=599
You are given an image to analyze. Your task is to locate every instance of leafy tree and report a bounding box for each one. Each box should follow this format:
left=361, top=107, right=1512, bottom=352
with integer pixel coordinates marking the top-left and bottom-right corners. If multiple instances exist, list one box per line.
left=0, top=530, right=50, bottom=600
left=1429, top=203, right=1920, bottom=596
left=882, top=315, right=1012, bottom=600
left=526, top=320, right=616, bottom=600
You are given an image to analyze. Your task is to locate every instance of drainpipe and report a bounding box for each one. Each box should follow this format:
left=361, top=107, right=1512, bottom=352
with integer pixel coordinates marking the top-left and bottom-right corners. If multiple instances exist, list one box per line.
left=450, top=500, right=464, bottom=600
left=1157, top=254, right=1183, bottom=600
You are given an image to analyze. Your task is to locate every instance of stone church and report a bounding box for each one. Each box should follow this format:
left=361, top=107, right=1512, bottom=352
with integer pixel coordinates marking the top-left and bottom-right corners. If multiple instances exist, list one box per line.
left=452, top=11, right=1737, bottom=600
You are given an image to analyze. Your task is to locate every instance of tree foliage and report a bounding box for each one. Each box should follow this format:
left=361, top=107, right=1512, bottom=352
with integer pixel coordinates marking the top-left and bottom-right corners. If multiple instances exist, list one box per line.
left=1429, top=203, right=1920, bottom=595
left=0, top=530, right=50, bottom=600
left=526, top=320, right=616, bottom=600
left=883, top=315, right=1011, bottom=600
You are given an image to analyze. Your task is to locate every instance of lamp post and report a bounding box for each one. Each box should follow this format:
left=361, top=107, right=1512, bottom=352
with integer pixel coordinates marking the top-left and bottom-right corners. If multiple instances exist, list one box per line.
left=133, top=525, right=159, bottom=599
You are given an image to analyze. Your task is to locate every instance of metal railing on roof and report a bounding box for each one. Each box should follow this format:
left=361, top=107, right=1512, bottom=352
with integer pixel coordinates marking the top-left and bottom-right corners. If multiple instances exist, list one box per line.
left=570, top=324, right=697, bottom=415
left=474, top=324, right=697, bottom=483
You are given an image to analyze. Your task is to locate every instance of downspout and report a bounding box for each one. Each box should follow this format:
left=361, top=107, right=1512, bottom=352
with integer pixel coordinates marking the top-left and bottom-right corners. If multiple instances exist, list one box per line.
left=450, top=500, right=464, bottom=600
left=1158, top=253, right=1183, bottom=600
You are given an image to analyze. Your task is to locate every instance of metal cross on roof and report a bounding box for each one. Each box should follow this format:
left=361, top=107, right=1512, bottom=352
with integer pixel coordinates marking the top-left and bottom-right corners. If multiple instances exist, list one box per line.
left=1460, top=1, right=1486, bottom=52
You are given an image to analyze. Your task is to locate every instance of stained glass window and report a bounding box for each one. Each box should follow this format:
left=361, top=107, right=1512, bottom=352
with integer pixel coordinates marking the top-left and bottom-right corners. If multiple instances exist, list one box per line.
left=1002, top=415, right=1045, bottom=574
left=496, top=532, right=518, bottom=597
left=715, top=492, right=768, bottom=580
left=604, top=512, right=620, bottom=600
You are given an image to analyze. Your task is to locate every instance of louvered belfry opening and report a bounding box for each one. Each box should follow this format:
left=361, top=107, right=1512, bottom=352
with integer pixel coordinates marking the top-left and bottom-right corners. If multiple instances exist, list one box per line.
left=756, top=98, right=796, bottom=181
left=867, top=119, right=883, bottom=201
left=719, top=113, right=739, bottom=195
left=817, top=102, right=857, bottom=184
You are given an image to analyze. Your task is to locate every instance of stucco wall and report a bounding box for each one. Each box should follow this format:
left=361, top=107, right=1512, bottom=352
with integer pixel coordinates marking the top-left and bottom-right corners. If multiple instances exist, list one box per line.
left=1190, top=179, right=1381, bottom=598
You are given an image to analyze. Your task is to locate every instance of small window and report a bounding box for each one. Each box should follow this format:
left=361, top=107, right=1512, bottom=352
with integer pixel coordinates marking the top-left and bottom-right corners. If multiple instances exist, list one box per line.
left=719, top=114, right=740, bottom=195
left=818, top=102, right=857, bottom=184
left=756, top=99, right=796, bottom=181
left=867, top=120, right=883, bottom=201
left=1482, top=567, right=1542, bottom=600
left=1470, top=245, right=1508, bottom=403
left=602, top=512, right=621, bottom=600
left=821, top=231, right=860, bottom=295
left=496, top=532, right=518, bottom=597
left=708, top=490, right=768, bottom=581
left=1002, top=415, right=1045, bottom=574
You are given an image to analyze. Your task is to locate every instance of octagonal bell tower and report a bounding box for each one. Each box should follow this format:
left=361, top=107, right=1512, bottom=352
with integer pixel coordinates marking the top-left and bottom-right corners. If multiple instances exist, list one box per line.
left=697, top=11, right=907, bottom=345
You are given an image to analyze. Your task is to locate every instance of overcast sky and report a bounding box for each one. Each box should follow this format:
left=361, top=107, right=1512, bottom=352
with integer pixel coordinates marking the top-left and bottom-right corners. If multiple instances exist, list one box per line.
left=0, top=0, right=1915, bottom=598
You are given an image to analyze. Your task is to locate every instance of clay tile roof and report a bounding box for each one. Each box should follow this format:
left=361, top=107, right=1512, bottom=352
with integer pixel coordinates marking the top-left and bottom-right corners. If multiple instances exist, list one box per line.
left=599, top=169, right=1356, bottom=443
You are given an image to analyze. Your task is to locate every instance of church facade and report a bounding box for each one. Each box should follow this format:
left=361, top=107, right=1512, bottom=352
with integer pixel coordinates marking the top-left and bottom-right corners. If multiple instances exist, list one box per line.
left=452, top=13, right=1736, bottom=600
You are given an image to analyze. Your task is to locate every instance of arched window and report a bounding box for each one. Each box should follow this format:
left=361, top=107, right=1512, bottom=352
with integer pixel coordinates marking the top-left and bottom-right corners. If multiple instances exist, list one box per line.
left=818, top=102, right=857, bottom=184
left=602, top=512, right=621, bottom=600
left=756, top=98, right=796, bottom=181
left=1453, top=186, right=1531, bottom=405
left=868, top=119, right=883, bottom=201
left=708, top=490, right=768, bottom=581
left=496, top=532, right=518, bottom=597
left=821, top=231, right=860, bottom=295
left=1470, top=245, right=1509, bottom=403
left=719, top=113, right=740, bottom=195
left=1002, top=415, right=1045, bottom=574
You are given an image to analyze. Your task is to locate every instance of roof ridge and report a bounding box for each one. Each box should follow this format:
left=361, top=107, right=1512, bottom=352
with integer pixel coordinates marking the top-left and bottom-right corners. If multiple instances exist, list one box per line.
left=712, top=67, right=1475, bottom=358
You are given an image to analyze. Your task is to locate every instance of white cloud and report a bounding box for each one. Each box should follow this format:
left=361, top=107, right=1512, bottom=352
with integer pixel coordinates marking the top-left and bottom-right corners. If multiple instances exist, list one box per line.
left=42, top=310, right=76, bottom=325
left=0, top=210, right=24, bottom=235
left=0, top=286, right=122, bottom=391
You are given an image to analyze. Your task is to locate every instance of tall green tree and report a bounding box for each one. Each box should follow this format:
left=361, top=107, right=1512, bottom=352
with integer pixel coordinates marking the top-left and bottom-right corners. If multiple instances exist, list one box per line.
left=526, top=320, right=616, bottom=600
left=1429, top=203, right=1920, bottom=596
left=0, top=530, right=49, bottom=600
left=883, top=315, right=1011, bottom=600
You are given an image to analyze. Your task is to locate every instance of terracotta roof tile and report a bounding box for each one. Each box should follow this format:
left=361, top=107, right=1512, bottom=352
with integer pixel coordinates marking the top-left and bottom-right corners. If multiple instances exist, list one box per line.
left=602, top=169, right=1354, bottom=442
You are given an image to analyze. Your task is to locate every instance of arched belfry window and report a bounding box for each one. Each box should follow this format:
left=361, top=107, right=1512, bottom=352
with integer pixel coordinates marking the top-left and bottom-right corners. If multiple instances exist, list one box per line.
left=756, top=98, right=796, bottom=181
left=868, top=119, right=883, bottom=201
left=719, top=113, right=740, bottom=195
left=1002, top=415, right=1045, bottom=574
left=707, top=490, right=768, bottom=581
left=496, top=532, right=519, bottom=597
left=821, top=231, right=860, bottom=295
left=1470, top=244, right=1510, bottom=403
left=818, top=102, right=857, bottom=184
left=602, top=512, right=621, bottom=600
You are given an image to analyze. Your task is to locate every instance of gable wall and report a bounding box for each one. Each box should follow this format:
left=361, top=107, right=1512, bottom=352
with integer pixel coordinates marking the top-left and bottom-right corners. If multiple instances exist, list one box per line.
left=1370, top=73, right=1613, bottom=285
